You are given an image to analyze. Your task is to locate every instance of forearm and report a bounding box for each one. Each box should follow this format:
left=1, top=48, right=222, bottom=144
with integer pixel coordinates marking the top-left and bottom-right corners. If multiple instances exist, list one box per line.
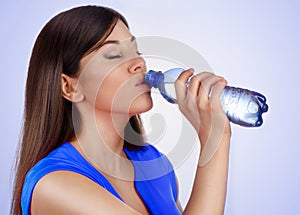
left=183, top=135, right=230, bottom=215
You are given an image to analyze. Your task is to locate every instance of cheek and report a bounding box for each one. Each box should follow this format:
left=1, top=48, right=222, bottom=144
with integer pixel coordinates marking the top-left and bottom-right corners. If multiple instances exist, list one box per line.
left=79, top=64, right=122, bottom=107
left=94, top=81, right=117, bottom=110
left=95, top=75, right=131, bottom=111
left=79, top=57, right=120, bottom=102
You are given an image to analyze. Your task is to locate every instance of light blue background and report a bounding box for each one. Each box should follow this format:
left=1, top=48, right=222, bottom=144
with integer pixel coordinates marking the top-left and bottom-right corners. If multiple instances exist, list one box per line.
left=1, top=0, right=299, bottom=214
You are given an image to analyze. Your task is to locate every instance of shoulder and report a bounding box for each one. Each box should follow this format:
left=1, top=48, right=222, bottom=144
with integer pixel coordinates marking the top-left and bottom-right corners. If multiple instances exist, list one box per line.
left=31, top=170, right=140, bottom=215
left=21, top=143, right=122, bottom=214
left=23, top=142, right=106, bottom=189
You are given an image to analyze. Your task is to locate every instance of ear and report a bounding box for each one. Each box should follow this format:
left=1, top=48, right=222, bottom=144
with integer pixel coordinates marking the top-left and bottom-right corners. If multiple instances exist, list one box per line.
left=61, top=74, right=84, bottom=102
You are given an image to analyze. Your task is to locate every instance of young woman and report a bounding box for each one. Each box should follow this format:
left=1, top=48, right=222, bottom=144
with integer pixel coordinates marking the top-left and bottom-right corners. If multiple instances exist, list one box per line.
left=11, top=5, right=231, bottom=215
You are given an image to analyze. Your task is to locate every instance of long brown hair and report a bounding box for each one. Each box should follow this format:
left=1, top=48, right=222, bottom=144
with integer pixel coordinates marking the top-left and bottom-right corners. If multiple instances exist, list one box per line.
left=11, top=5, right=144, bottom=215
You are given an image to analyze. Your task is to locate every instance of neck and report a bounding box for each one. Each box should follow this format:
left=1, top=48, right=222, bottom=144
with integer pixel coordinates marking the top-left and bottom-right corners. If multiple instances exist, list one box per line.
left=72, top=109, right=134, bottom=180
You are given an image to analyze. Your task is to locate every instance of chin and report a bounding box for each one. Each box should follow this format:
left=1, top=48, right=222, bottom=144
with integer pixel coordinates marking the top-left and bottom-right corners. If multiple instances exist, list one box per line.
left=129, top=94, right=153, bottom=115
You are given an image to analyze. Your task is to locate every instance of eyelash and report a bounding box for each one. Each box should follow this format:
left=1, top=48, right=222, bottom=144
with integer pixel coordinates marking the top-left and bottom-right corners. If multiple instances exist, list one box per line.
left=106, top=51, right=143, bottom=59
left=106, top=54, right=122, bottom=59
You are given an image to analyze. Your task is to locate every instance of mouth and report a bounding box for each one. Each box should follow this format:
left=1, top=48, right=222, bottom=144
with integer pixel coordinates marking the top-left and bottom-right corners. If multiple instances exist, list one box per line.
left=135, top=76, right=151, bottom=90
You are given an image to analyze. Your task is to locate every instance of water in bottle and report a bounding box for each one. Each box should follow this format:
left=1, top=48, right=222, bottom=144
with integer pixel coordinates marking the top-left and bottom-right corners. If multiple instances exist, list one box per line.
left=143, top=68, right=268, bottom=127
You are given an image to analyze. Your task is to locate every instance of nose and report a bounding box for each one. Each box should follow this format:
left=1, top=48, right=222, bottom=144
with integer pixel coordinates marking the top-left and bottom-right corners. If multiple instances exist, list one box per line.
left=128, top=56, right=146, bottom=74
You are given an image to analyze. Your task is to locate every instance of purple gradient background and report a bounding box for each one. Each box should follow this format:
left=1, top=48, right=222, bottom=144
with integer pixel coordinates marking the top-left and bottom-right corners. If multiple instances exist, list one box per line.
left=1, top=1, right=299, bottom=214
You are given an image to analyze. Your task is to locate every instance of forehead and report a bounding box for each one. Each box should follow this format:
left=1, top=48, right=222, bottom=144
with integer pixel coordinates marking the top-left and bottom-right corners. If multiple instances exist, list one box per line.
left=105, top=20, right=132, bottom=41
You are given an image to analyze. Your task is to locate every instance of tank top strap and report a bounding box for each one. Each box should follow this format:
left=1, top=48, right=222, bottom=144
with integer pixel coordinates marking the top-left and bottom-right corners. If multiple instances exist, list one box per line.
left=124, top=144, right=180, bottom=215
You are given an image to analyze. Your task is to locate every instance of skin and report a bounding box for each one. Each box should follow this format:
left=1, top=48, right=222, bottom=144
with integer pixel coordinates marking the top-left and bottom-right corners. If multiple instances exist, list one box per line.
left=31, top=20, right=231, bottom=215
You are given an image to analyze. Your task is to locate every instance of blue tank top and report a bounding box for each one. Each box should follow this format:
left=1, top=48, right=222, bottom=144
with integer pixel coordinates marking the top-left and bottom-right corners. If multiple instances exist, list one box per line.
left=21, top=142, right=181, bottom=215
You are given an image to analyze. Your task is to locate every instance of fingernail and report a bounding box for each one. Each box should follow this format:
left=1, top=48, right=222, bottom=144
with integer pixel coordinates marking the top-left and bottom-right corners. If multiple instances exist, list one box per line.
left=189, top=68, right=195, bottom=73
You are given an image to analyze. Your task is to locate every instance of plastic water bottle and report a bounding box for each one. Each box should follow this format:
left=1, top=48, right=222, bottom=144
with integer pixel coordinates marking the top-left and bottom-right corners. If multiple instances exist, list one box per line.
left=143, top=68, right=268, bottom=127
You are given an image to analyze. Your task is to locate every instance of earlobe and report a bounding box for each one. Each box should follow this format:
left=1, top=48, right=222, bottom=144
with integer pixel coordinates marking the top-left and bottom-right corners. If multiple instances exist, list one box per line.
left=61, top=74, right=84, bottom=102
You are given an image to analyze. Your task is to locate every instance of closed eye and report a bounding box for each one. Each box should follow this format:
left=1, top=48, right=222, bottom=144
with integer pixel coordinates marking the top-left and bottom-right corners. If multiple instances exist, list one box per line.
left=105, top=54, right=122, bottom=59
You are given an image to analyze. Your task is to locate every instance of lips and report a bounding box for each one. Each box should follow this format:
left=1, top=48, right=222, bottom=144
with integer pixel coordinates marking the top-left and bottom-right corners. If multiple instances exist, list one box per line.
left=135, top=76, right=151, bottom=90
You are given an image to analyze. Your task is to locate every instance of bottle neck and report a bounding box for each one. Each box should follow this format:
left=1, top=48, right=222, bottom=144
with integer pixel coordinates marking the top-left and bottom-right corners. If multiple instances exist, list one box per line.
left=143, top=70, right=164, bottom=88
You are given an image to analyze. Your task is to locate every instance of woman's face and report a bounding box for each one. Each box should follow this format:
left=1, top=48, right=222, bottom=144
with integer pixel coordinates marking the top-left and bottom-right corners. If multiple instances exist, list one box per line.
left=77, top=20, right=153, bottom=116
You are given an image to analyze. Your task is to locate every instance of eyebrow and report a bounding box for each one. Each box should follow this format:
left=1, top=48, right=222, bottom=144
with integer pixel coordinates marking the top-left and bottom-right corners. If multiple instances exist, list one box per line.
left=101, top=36, right=136, bottom=46
left=85, top=36, right=137, bottom=56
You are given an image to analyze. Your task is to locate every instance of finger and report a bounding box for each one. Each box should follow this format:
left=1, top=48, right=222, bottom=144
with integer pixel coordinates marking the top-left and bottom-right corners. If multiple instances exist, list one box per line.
left=198, top=75, right=222, bottom=104
left=210, top=77, right=227, bottom=107
left=187, top=72, right=213, bottom=98
left=174, top=69, right=194, bottom=102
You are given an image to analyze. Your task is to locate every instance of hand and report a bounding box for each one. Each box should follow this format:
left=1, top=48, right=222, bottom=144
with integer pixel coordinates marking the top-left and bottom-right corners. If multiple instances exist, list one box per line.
left=174, top=69, right=231, bottom=164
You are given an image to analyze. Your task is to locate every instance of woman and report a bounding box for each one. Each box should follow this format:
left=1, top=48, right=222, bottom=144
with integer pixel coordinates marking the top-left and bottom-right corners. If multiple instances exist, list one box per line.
left=11, top=5, right=231, bottom=215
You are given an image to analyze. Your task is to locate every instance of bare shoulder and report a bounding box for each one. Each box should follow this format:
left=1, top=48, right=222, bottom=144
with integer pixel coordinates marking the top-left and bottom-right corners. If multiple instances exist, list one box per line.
left=31, top=170, right=140, bottom=215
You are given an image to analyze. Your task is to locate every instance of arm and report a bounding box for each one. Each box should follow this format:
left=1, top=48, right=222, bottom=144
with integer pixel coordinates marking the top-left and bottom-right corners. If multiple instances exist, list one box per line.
left=174, top=69, right=231, bottom=215
left=175, top=176, right=183, bottom=213
left=31, top=171, right=141, bottom=215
